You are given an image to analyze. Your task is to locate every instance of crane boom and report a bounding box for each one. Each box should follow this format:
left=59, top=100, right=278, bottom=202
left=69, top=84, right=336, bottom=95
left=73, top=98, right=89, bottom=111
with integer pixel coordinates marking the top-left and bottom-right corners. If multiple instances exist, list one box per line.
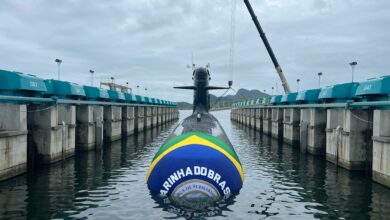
left=243, top=0, right=291, bottom=93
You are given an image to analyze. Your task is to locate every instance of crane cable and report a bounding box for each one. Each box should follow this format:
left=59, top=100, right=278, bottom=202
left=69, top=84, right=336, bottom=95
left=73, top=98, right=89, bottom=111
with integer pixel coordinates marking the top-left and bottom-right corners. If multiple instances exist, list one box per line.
left=210, top=86, right=252, bottom=110
left=228, top=1, right=265, bottom=104
left=228, top=0, right=253, bottom=103
left=229, top=0, right=254, bottom=106
left=210, top=88, right=232, bottom=109
left=210, top=0, right=238, bottom=110
left=230, top=87, right=250, bottom=101
left=229, top=0, right=237, bottom=83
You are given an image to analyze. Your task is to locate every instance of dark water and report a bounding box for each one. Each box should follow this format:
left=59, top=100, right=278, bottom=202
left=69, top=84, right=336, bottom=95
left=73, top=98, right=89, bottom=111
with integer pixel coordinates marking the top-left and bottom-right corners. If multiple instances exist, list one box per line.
left=1, top=110, right=390, bottom=219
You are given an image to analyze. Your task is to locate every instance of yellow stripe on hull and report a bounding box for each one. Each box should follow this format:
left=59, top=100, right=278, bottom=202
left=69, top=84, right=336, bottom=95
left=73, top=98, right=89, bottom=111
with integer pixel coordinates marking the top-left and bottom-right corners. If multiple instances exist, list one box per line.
left=146, top=135, right=244, bottom=182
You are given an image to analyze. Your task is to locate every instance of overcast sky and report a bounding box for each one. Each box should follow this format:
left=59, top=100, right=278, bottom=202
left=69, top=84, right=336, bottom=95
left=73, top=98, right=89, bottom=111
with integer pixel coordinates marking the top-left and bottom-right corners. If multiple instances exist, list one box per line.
left=0, top=0, right=389, bottom=101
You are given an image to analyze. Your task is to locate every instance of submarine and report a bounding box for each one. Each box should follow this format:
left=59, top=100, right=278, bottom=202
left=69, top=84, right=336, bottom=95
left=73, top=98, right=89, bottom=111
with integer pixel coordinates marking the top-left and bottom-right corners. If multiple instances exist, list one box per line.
left=146, top=67, right=244, bottom=208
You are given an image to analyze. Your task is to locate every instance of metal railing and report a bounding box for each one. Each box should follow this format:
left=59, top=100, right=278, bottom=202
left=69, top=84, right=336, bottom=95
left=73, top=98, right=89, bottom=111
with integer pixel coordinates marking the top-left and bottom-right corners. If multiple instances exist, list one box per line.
left=232, top=101, right=390, bottom=109
left=0, top=95, right=177, bottom=108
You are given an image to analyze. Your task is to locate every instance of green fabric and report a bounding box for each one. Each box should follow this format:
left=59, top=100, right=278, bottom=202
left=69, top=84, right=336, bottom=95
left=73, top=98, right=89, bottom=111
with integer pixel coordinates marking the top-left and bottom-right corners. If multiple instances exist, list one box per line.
left=152, top=131, right=241, bottom=164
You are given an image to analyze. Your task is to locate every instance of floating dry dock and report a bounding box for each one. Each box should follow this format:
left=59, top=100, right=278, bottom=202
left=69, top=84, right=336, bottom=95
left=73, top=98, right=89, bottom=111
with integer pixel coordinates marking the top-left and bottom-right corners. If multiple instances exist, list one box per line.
left=0, top=69, right=179, bottom=182
left=231, top=75, right=390, bottom=188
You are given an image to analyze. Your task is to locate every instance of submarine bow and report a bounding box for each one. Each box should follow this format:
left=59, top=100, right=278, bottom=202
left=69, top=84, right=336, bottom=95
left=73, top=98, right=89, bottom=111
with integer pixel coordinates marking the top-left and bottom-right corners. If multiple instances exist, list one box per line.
left=146, top=131, right=244, bottom=197
left=146, top=67, right=243, bottom=207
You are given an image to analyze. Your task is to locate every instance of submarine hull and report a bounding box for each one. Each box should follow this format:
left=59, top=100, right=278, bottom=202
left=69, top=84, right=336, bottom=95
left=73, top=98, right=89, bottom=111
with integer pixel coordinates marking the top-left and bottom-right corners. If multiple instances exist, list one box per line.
left=146, top=113, right=244, bottom=204
left=147, top=67, right=243, bottom=208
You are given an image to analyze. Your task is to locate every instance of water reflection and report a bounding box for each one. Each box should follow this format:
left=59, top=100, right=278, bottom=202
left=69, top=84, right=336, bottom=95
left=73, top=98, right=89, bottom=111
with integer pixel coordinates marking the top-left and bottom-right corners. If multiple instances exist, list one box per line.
left=0, top=121, right=176, bottom=219
left=230, top=114, right=390, bottom=219
left=151, top=194, right=237, bottom=219
left=0, top=111, right=390, bottom=219
left=0, top=177, right=27, bottom=219
left=371, top=183, right=390, bottom=219
left=26, top=159, right=76, bottom=219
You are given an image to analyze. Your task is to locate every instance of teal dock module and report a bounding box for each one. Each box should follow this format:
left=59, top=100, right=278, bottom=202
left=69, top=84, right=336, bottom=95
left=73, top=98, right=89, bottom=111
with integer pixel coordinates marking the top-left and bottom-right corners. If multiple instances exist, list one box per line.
left=151, top=98, right=158, bottom=128
left=281, top=92, right=299, bottom=146
left=0, top=69, right=47, bottom=97
left=122, top=92, right=136, bottom=136
left=319, top=82, right=370, bottom=170
left=358, top=76, right=390, bottom=187
left=76, top=86, right=108, bottom=150
left=240, top=102, right=245, bottom=124
left=262, top=97, right=272, bottom=136
left=134, top=95, right=145, bottom=132
left=270, top=95, right=283, bottom=139
left=0, top=70, right=47, bottom=180
left=245, top=107, right=251, bottom=127
left=28, top=79, right=85, bottom=164
left=296, top=89, right=325, bottom=155
left=156, top=99, right=163, bottom=126
left=104, top=90, right=125, bottom=142
left=255, top=98, right=263, bottom=131
left=161, top=100, right=168, bottom=124
left=0, top=68, right=179, bottom=183
left=230, top=74, right=390, bottom=189
left=250, top=107, right=255, bottom=129
left=144, top=97, right=152, bottom=130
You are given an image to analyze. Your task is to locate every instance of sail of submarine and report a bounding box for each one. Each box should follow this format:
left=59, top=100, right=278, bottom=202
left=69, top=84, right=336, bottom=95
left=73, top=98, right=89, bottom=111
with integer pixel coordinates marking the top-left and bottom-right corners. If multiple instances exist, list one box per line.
left=146, top=67, right=244, bottom=203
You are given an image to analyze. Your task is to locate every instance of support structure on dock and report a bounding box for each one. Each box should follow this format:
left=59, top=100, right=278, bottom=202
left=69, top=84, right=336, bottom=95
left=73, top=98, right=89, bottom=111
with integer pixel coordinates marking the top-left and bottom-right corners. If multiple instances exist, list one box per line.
left=76, top=105, right=104, bottom=150
left=0, top=69, right=179, bottom=182
left=281, top=93, right=300, bottom=146
left=122, top=106, right=135, bottom=136
left=255, top=108, right=262, bottom=132
left=270, top=95, right=283, bottom=139
left=297, top=89, right=326, bottom=155
left=231, top=75, right=390, bottom=189
left=135, top=106, right=145, bottom=132
left=0, top=104, right=28, bottom=181
left=373, top=110, right=390, bottom=187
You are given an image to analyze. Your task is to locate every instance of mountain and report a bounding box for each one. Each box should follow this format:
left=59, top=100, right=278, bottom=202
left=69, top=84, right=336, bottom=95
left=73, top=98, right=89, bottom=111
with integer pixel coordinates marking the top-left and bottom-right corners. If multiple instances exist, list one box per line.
left=209, top=88, right=270, bottom=102
left=176, top=88, right=270, bottom=109
left=176, top=102, right=193, bottom=110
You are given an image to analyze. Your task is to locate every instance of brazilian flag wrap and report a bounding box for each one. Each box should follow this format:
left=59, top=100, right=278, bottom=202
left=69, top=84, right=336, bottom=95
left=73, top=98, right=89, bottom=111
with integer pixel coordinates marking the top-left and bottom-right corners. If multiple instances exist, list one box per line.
left=146, top=131, right=244, bottom=201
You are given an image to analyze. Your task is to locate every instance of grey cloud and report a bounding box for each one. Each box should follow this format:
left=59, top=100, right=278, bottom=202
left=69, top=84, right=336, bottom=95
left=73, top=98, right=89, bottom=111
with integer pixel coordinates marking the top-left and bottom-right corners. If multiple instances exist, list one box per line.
left=0, top=0, right=389, bottom=102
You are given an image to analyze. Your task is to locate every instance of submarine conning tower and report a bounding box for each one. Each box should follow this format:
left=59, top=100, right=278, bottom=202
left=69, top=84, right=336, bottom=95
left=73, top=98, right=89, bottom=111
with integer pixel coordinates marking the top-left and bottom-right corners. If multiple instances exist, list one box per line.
left=174, top=67, right=228, bottom=114
left=192, top=67, right=210, bottom=113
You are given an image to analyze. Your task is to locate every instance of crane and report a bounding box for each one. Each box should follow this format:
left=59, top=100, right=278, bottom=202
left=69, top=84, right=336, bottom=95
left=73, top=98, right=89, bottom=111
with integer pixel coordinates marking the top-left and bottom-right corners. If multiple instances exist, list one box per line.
left=243, top=0, right=291, bottom=94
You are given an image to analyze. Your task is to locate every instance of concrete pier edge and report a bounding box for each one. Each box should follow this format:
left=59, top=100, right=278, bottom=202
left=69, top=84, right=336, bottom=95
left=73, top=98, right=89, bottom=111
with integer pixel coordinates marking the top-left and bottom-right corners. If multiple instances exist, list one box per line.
left=0, top=102, right=178, bottom=182
left=231, top=105, right=389, bottom=189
